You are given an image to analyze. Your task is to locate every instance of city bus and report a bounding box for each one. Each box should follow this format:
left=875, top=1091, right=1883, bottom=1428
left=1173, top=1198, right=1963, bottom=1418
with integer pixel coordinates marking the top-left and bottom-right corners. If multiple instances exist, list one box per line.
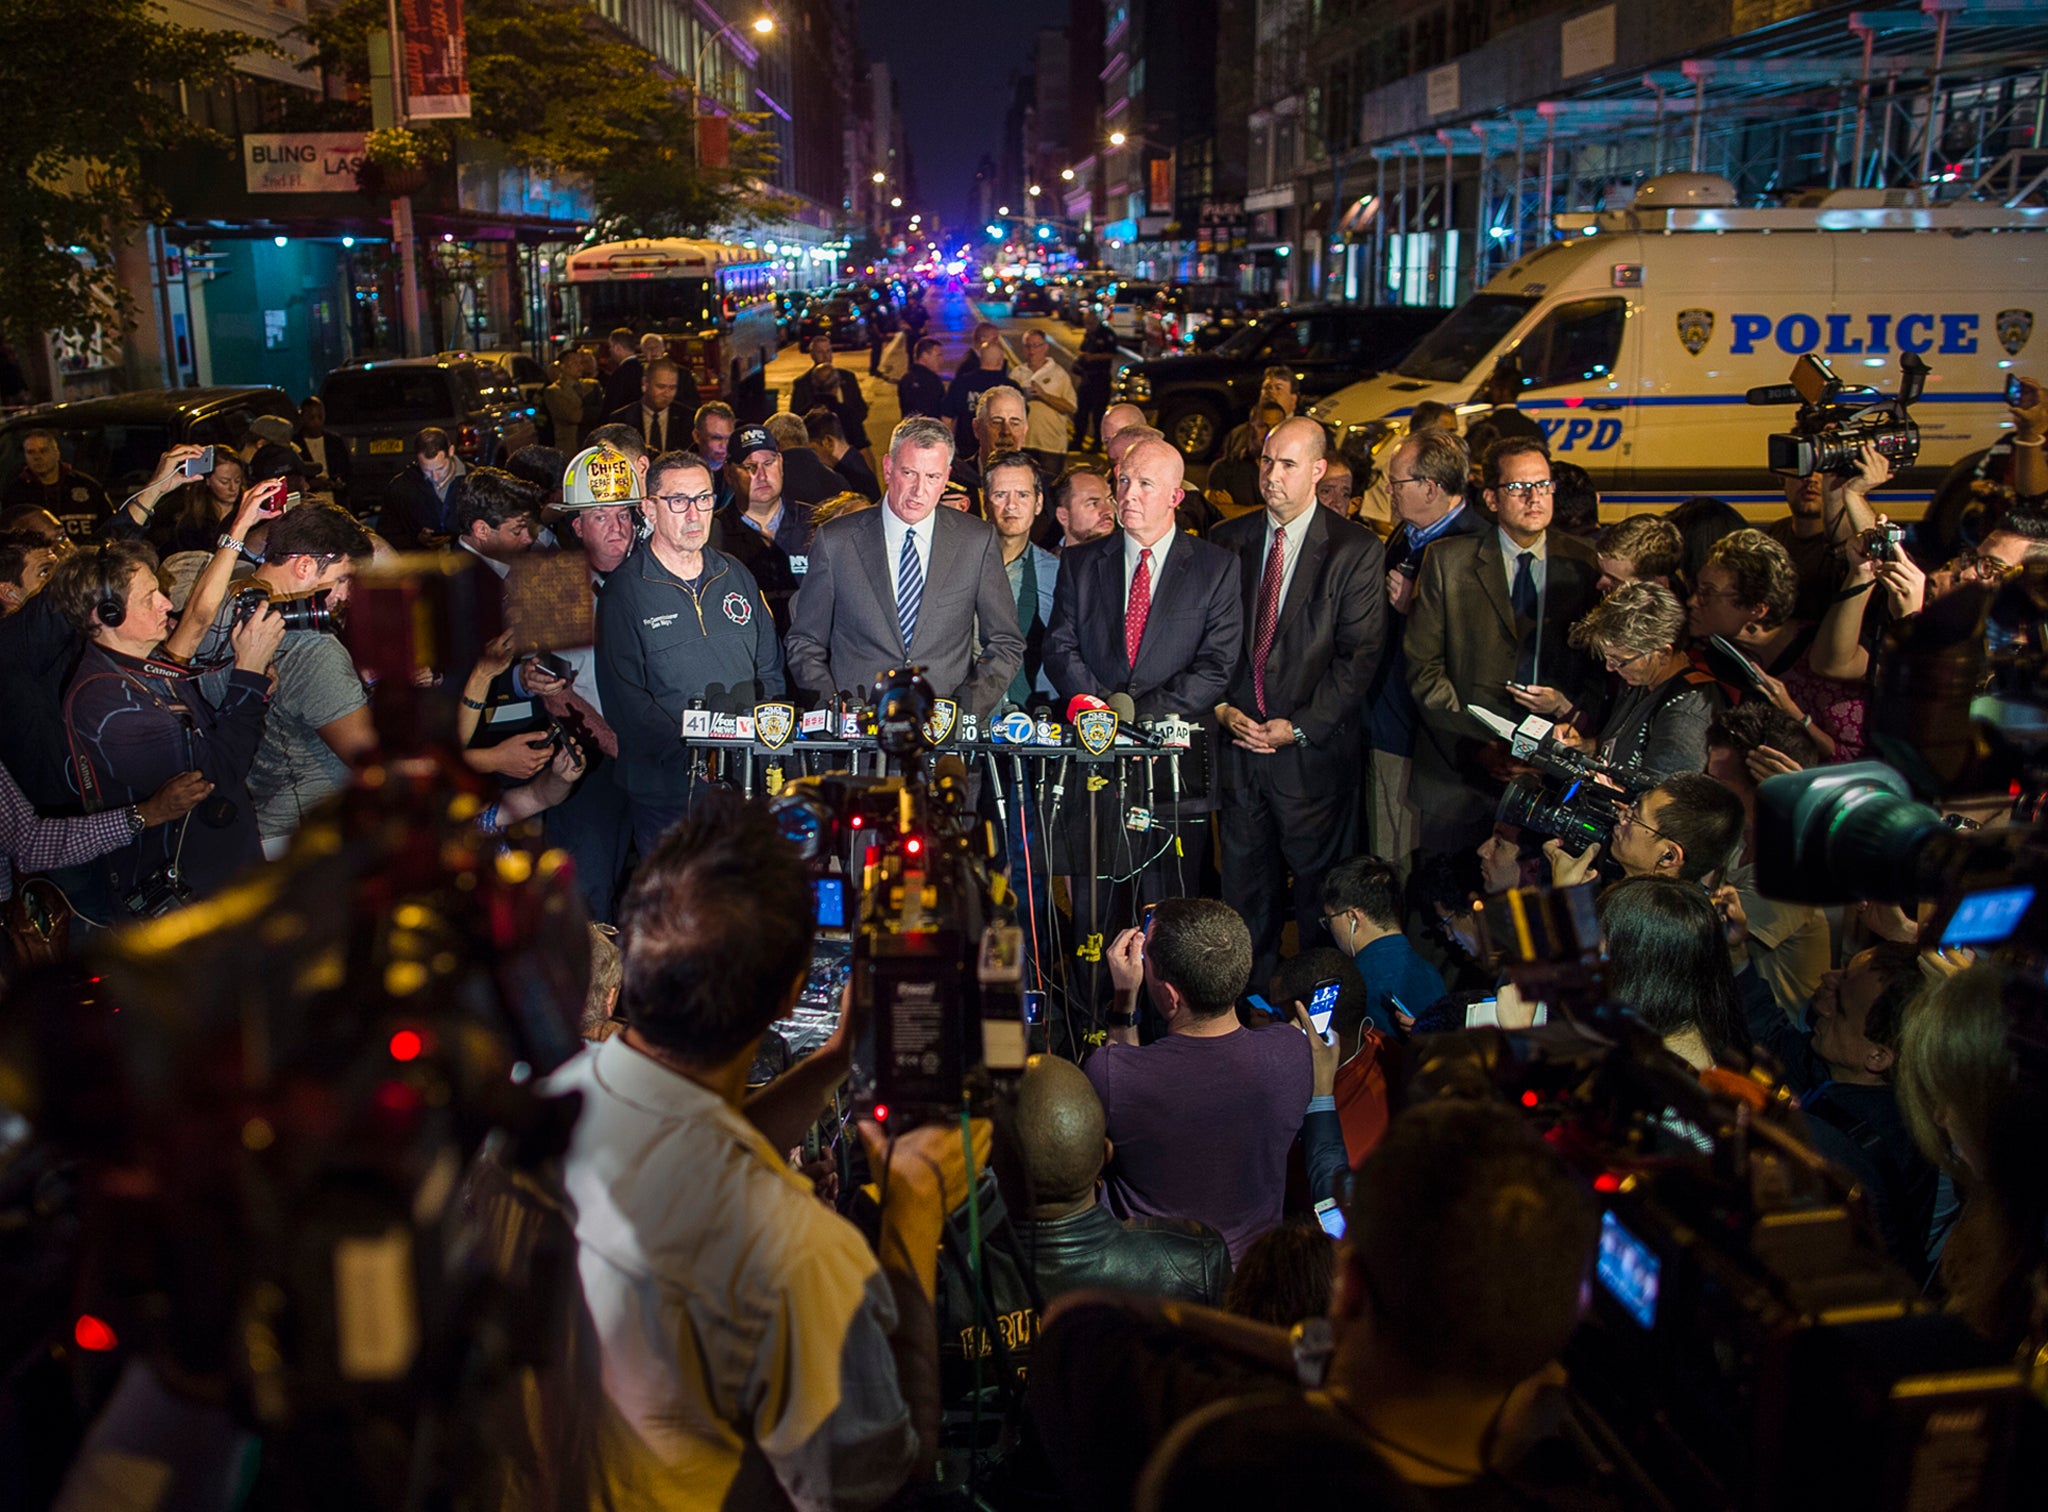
left=561, top=238, right=781, bottom=413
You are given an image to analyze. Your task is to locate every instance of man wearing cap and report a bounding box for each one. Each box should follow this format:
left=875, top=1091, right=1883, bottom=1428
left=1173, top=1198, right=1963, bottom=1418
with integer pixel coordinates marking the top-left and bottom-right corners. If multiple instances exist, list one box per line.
left=597, top=448, right=784, bottom=855
left=524, top=443, right=642, bottom=921
left=708, top=425, right=814, bottom=638
left=380, top=427, right=471, bottom=549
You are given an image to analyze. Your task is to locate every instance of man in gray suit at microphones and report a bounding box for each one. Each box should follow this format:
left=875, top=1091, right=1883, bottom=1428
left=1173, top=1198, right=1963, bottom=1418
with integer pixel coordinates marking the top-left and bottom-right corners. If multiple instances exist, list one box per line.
left=786, top=414, right=1025, bottom=719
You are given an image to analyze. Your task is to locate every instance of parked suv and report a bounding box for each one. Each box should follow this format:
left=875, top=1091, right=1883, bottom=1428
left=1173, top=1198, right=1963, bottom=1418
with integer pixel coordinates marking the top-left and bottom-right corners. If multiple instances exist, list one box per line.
left=0, top=386, right=298, bottom=501
left=1109, top=304, right=1445, bottom=463
left=320, top=358, right=539, bottom=494
left=1143, top=282, right=1264, bottom=357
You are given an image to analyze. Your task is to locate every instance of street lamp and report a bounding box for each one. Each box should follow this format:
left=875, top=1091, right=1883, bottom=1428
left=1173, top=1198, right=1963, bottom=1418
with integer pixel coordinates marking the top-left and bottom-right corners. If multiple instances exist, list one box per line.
left=1109, top=130, right=1127, bottom=147
left=1028, top=183, right=1041, bottom=197
left=696, top=13, right=773, bottom=87
left=890, top=195, right=902, bottom=207
left=998, top=205, right=1010, bottom=215
left=871, top=170, right=886, bottom=185
left=1061, top=167, right=1075, bottom=181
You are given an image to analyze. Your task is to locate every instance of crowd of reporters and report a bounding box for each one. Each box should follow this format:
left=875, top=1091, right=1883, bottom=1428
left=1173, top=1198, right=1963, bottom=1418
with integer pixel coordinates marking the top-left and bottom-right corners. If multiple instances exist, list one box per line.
left=4, top=340, right=2047, bottom=1508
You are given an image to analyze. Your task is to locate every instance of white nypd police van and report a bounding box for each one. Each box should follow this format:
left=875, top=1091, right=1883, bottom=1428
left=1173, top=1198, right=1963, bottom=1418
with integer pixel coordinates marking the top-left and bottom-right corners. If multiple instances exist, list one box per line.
left=1308, top=173, right=2045, bottom=518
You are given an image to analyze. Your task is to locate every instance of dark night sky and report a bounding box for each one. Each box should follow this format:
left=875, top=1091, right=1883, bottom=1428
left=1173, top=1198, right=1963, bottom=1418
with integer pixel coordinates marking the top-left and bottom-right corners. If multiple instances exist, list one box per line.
left=858, top=0, right=1072, bottom=229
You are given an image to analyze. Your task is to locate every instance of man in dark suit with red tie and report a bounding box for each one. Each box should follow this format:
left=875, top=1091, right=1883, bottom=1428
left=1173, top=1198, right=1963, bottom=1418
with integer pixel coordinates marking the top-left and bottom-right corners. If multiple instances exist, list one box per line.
left=1045, top=438, right=1243, bottom=1019
left=1212, top=418, right=1387, bottom=985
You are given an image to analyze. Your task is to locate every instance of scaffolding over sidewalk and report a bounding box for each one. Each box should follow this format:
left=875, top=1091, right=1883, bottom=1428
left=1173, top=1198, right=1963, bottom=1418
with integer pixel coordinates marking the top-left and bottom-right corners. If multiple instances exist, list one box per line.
left=1338, top=1, right=2048, bottom=307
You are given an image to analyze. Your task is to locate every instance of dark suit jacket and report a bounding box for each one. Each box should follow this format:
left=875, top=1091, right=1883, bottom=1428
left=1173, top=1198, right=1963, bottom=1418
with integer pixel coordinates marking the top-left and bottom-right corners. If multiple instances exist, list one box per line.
left=833, top=447, right=882, bottom=502
left=1043, top=530, right=1243, bottom=725
left=602, top=403, right=685, bottom=456
left=784, top=502, right=1025, bottom=718
left=601, top=357, right=643, bottom=416
left=1212, top=507, right=1386, bottom=772
left=790, top=366, right=871, bottom=449
left=778, top=445, right=845, bottom=507
left=1403, top=528, right=1601, bottom=829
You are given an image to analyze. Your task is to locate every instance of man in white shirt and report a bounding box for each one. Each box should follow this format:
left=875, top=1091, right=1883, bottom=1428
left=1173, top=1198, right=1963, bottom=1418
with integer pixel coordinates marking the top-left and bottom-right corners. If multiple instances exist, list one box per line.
left=552, top=790, right=986, bottom=1510
left=1009, top=328, right=1078, bottom=481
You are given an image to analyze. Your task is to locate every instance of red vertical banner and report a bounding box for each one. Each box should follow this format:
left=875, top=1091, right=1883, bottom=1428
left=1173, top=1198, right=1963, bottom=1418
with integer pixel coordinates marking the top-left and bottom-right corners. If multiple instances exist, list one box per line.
left=401, top=0, right=471, bottom=120
left=697, top=115, right=730, bottom=169
left=1148, top=157, right=1172, bottom=215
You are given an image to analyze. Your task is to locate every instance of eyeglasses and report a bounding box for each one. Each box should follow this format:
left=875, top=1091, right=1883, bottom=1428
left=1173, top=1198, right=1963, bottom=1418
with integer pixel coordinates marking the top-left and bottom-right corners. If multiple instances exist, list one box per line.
left=1615, top=800, right=1670, bottom=843
left=1953, top=551, right=2021, bottom=585
left=1385, top=475, right=1424, bottom=488
left=652, top=490, right=719, bottom=514
left=1317, top=908, right=1355, bottom=931
left=1493, top=480, right=1555, bottom=497
left=1601, top=646, right=1652, bottom=672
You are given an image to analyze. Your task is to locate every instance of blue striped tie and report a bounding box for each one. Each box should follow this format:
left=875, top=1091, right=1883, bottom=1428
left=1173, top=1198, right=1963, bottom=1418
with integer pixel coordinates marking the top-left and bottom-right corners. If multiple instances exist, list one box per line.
left=897, top=526, right=924, bottom=650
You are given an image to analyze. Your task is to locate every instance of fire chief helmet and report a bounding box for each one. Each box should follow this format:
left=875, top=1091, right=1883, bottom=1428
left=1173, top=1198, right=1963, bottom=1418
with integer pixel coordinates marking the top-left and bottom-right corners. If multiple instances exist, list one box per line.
left=561, top=443, right=642, bottom=508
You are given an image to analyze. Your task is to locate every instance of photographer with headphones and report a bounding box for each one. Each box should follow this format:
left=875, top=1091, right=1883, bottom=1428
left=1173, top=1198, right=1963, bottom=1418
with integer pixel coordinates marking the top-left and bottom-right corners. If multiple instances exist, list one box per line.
left=49, top=539, right=285, bottom=915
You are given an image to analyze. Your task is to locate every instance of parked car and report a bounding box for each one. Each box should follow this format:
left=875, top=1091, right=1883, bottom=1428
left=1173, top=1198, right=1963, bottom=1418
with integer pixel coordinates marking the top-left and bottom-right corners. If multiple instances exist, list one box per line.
left=0, top=386, right=299, bottom=500
left=1108, top=304, right=1445, bottom=464
left=1143, top=283, right=1265, bottom=357
left=775, top=290, right=810, bottom=347
left=1057, top=271, right=1116, bottom=324
left=1010, top=279, right=1055, bottom=316
left=319, top=357, right=539, bottom=495
left=1103, top=279, right=1165, bottom=342
left=798, top=296, right=870, bottom=349
left=437, top=349, right=549, bottom=409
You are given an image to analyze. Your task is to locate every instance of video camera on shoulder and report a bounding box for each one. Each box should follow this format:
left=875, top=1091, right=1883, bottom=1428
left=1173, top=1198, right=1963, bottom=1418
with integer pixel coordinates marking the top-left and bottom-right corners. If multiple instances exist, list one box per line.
left=1750, top=351, right=1926, bottom=479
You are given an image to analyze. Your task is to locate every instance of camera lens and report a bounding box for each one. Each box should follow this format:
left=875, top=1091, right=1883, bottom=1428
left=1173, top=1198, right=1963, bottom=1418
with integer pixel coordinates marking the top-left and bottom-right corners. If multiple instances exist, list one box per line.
left=1497, top=774, right=1613, bottom=850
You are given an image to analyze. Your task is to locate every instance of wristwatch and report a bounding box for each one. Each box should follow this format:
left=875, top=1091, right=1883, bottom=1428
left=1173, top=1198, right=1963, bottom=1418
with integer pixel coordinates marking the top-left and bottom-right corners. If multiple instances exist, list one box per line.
left=1292, top=723, right=1310, bottom=748
left=126, top=804, right=146, bottom=836
left=216, top=532, right=248, bottom=555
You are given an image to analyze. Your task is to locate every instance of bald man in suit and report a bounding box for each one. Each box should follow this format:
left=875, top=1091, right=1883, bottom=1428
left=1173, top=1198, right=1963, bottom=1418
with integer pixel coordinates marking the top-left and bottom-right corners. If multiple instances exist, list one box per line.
left=1045, top=438, right=1243, bottom=1021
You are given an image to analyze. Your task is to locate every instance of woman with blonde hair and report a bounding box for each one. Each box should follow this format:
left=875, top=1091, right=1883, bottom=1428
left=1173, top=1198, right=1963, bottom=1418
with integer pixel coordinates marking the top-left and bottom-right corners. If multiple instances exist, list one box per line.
left=1513, top=580, right=1720, bottom=781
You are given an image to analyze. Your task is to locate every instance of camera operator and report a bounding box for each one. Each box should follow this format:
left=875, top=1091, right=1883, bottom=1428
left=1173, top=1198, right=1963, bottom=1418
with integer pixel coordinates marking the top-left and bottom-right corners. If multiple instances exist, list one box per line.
left=1515, top=581, right=1720, bottom=781
left=1093, top=899, right=1312, bottom=1264
left=1896, top=962, right=2048, bottom=1350
left=1764, top=444, right=1888, bottom=622
left=1736, top=939, right=1935, bottom=1277
left=1027, top=1099, right=1600, bottom=1512
left=51, top=540, right=284, bottom=910
left=1542, top=771, right=1745, bottom=892
left=187, top=505, right=374, bottom=852
left=550, top=792, right=987, bottom=1510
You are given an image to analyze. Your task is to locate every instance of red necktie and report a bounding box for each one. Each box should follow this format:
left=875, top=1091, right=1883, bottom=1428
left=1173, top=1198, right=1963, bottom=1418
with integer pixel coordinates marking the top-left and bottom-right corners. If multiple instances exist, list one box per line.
left=1252, top=523, right=1287, bottom=716
left=1125, top=547, right=1153, bottom=667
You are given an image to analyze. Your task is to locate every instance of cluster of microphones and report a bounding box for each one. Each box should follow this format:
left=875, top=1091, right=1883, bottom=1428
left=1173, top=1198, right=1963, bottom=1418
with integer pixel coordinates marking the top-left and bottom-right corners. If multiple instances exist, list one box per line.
left=676, top=688, right=1195, bottom=754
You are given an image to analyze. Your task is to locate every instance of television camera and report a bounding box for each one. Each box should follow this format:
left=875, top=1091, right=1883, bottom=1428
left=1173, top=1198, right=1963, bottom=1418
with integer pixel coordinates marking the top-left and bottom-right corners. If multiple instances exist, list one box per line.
left=769, top=667, right=1028, bottom=1129
left=1413, top=867, right=2031, bottom=1512
left=1750, top=351, right=1926, bottom=479
left=1490, top=715, right=1654, bottom=851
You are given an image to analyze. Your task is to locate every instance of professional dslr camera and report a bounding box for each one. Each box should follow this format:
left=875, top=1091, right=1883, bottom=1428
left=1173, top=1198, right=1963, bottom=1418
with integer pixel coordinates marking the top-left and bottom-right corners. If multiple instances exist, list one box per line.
left=1751, top=350, right=1927, bottom=479
left=770, top=667, right=1028, bottom=1128
left=232, top=583, right=338, bottom=633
